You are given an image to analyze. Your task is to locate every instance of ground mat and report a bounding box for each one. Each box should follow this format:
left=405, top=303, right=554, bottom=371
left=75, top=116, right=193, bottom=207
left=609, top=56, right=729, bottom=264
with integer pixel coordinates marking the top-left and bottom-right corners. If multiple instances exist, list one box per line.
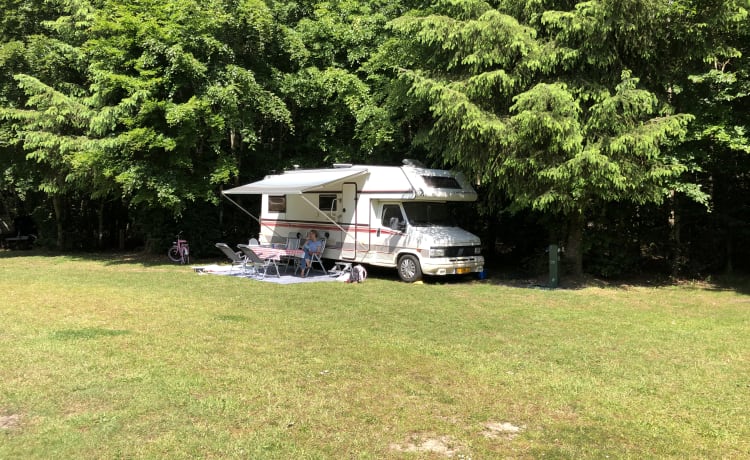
left=193, top=264, right=339, bottom=284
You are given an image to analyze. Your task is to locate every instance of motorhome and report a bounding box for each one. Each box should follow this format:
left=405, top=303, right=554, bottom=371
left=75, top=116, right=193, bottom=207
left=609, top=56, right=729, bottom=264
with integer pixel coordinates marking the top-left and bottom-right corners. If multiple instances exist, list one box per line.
left=222, top=161, right=484, bottom=282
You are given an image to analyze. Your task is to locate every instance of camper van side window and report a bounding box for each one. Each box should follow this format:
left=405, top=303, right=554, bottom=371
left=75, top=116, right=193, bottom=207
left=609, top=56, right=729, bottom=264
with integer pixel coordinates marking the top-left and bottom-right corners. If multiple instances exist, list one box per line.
left=382, top=205, right=404, bottom=229
left=268, top=196, right=286, bottom=213
left=319, top=195, right=337, bottom=212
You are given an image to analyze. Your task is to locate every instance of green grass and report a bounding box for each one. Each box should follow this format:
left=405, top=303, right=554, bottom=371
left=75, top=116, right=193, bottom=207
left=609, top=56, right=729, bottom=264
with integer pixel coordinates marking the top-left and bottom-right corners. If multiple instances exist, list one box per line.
left=1, top=252, right=749, bottom=459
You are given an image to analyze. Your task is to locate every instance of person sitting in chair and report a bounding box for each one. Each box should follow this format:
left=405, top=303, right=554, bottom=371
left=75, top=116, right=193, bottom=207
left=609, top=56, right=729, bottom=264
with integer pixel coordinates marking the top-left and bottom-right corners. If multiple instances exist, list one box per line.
left=300, top=230, right=322, bottom=277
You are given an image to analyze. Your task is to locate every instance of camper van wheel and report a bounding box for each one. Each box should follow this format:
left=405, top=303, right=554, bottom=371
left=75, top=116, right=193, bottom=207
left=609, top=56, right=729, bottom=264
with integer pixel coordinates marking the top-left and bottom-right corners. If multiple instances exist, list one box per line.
left=398, top=254, right=422, bottom=283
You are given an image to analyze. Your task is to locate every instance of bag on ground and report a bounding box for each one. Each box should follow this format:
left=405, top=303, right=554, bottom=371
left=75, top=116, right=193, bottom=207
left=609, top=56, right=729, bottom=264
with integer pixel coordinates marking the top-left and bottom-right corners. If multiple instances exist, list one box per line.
left=348, top=264, right=367, bottom=283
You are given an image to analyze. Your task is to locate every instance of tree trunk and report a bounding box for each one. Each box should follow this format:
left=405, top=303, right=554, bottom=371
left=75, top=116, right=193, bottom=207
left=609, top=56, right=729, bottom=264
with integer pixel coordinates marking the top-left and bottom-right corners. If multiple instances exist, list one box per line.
left=52, top=195, right=64, bottom=250
left=669, top=190, right=683, bottom=277
left=725, top=229, right=733, bottom=275
left=230, top=128, right=242, bottom=186
left=97, top=200, right=105, bottom=249
left=565, top=210, right=584, bottom=277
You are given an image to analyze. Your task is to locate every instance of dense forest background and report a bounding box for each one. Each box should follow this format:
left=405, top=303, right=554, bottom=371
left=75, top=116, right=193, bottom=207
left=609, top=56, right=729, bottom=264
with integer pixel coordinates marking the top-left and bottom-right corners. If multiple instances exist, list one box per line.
left=1, top=0, right=748, bottom=279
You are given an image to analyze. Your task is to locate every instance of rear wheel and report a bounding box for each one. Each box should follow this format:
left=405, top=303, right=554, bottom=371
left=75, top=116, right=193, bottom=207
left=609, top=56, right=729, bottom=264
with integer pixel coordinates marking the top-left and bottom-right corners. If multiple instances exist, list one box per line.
left=167, top=246, right=181, bottom=263
left=398, top=254, right=422, bottom=283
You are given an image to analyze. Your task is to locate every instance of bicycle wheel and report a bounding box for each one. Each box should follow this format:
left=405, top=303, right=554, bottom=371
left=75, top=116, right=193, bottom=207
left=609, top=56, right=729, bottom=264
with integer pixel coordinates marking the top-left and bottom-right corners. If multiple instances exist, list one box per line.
left=167, top=246, right=181, bottom=263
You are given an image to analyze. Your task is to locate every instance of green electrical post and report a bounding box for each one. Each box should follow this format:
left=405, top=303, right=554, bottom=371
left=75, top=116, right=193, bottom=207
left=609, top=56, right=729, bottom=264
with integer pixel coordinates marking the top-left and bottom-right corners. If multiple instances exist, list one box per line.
left=549, top=244, right=559, bottom=288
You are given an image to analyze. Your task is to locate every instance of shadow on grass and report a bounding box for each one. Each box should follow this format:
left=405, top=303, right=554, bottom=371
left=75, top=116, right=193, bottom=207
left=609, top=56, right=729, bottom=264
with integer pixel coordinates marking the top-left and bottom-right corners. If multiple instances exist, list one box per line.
left=0, top=248, right=46, bottom=258
left=698, top=275, right=750, bottom=296
left=3, top=249, right=749, bottom=294
left=0, top=248, right=225, bottom=268
left=215, top=314, right=251, bottom=323
left=482, top=270, right=750, bottom=295
left=51, top=327, right=130, bottom=340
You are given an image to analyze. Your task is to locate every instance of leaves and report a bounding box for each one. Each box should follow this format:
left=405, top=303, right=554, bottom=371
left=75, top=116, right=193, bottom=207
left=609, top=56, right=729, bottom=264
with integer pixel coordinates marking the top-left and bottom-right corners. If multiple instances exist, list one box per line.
left=0, top=0, right=747, bottom=272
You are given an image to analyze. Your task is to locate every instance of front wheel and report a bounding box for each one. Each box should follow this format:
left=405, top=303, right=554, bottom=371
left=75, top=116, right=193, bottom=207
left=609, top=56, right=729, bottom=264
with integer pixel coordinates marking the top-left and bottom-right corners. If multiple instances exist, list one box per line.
left=398, top=254, right=423, bottom=283
left=167, top=246, right=181, bottom=263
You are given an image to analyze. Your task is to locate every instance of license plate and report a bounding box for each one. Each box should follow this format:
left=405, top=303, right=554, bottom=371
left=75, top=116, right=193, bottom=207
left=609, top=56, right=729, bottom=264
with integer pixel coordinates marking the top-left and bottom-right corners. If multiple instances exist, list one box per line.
left=456, top=268, right=470, bottom=274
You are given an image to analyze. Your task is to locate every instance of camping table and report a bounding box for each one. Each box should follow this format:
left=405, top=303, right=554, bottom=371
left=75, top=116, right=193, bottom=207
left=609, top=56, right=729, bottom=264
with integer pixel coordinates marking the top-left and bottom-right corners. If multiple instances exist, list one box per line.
left=252, top=247, right=305, bottom=274
left=251, top=247, right=304, bottom=261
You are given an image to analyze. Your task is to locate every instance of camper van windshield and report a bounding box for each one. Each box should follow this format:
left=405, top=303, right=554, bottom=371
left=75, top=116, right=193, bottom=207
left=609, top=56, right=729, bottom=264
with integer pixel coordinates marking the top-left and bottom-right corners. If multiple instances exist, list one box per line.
left=402, top=202, right=456, bottom=227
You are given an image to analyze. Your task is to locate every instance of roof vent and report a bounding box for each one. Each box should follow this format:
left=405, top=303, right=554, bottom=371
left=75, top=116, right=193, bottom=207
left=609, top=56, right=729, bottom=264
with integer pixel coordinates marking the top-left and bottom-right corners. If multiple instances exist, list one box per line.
left=402, top=158, right=425, bottom=168
left=332, top=163, right=353, bottom=168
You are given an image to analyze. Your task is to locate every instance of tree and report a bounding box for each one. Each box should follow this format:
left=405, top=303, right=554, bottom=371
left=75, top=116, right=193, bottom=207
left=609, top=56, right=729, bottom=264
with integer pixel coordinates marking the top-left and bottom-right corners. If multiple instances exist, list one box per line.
left=275, top=0, right=396, bottom=166
left=78, top=0, right=299, bottom=223
left=667, top=0, right=750, bottom=273
left=0, top=0, right=100, bottom=248
left=377, top=0, right=705, bottom=275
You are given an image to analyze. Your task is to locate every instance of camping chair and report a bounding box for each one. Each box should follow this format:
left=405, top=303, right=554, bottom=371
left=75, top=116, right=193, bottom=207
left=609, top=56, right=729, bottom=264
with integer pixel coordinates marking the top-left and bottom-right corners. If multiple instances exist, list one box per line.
left=297, top=238, right=327, bottom=277
left=279, top=237, right=301, bottom=272
left=215, top=243, right=247, bottom=274
left=237, top=244, right=281, bottom=279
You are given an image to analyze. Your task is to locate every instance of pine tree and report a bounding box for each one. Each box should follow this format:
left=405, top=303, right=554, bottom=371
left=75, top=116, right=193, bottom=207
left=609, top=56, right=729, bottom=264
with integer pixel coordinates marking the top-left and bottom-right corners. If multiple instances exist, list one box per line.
left=379, top=0, right=706, bottom=275
left=0, top=0, right=100, bottom=248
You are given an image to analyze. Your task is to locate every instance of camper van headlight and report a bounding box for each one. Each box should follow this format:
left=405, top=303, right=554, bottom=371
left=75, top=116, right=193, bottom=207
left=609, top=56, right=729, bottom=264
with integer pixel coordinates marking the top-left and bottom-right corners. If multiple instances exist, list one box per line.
left=474, top=246, right=482, bottom=255
left=429, top=247, right=445, bottom=258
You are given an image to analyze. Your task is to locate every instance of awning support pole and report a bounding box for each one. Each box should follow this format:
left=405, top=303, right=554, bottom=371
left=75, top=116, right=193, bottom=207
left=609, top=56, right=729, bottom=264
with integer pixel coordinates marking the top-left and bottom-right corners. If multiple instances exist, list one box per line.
left=221, top=193, right=284, bottom=241
left=223, top=192, right=350, bottom=243
left=300, top=195, right=347, bottom=234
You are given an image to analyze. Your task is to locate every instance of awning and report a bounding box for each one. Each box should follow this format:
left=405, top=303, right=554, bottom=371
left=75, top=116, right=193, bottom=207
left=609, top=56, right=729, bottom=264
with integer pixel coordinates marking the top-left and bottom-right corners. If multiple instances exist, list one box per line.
left=223, top=167, right=368, bottom=195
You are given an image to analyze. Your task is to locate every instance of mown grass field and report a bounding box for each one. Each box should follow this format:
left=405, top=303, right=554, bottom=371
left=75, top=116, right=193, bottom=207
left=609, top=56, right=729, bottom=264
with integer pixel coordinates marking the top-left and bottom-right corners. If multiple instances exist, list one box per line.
left=1, top=252, right=748, bottom=459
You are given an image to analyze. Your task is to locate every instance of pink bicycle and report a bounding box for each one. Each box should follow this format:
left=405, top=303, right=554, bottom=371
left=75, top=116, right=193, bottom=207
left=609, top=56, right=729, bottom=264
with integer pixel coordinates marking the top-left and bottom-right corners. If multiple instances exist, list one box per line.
left=167, top=231, right=190, bottom=264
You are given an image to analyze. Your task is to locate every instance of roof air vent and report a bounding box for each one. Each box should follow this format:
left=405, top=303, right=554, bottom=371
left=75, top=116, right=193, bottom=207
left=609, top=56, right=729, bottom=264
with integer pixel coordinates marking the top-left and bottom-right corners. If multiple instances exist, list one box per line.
left=402, top=159, right=425, bottom=168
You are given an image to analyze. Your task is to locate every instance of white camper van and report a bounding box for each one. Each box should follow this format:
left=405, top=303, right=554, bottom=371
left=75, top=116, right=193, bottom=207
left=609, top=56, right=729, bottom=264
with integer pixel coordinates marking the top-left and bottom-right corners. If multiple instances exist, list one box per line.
left=223, top=161, right=484, bottom=282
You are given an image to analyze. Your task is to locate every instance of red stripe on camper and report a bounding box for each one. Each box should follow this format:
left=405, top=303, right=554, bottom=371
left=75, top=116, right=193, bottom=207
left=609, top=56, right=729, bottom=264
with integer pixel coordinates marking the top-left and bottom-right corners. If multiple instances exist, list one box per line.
left=261, top=219, right=404, bottom=236
left=261, top=219, right=370, bottom=233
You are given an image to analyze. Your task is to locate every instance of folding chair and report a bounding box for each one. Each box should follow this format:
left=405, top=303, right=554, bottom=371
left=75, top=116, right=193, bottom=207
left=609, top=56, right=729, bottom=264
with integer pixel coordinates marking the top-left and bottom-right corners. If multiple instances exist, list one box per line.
left=280, top=237, right=301, bottom=272
left=237, top=244, right=281, bottom=279
left=298, top=238, right=327, bottom=276
left=215, top=243, right=247, bottom=274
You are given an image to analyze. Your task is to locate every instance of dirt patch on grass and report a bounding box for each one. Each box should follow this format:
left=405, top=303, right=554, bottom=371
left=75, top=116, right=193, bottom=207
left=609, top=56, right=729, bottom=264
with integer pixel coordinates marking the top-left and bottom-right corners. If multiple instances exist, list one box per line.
left=389, top=421, right=525, bottom=457
left=0, top=414, right=21, bottom=430
left=482, top=421, right=524, bottom=440
left=389, top=434, right=464, bottom=457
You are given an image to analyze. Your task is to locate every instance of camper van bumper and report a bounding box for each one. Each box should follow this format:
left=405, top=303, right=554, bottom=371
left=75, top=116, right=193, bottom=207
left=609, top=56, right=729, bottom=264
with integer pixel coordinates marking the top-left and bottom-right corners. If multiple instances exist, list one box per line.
left=421, top=256, right=485, bottom=276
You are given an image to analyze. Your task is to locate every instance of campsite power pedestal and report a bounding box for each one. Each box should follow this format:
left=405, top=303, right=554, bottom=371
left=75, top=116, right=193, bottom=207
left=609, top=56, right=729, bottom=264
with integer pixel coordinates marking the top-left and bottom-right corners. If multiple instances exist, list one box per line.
left=549, top=244, right=559, bottom=288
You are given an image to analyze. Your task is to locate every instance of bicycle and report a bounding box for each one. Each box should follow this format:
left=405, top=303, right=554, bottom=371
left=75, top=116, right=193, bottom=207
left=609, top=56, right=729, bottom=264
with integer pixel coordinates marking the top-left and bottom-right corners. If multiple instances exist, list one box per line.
left=167, top=232, right=190, bottom=264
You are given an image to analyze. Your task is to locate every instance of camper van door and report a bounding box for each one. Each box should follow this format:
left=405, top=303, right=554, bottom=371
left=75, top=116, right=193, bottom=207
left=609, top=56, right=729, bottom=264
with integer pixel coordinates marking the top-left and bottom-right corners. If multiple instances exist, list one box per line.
left=373, top=203, right=406, bottom=264
left=341, top=182, right=358, bottom=260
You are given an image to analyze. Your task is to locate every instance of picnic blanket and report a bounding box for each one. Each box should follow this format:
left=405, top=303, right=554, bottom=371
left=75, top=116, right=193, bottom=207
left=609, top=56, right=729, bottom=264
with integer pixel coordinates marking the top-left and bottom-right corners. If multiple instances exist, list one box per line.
left=192, top=264, right=337, bottom=284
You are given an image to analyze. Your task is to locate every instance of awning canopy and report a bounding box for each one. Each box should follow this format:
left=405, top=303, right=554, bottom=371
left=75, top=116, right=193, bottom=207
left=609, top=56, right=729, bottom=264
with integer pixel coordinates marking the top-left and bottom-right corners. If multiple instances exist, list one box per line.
left=223, top=167, right=368, bottom=195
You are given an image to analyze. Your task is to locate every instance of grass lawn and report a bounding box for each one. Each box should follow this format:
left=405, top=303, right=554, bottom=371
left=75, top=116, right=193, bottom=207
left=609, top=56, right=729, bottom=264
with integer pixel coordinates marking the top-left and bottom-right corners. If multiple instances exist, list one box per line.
left=1, top=252, right=748, bottom=458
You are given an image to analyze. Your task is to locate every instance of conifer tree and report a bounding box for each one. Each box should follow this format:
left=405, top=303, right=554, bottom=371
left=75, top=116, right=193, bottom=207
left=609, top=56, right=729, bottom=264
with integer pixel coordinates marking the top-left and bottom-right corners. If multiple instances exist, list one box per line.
left=0, top=0, right=99, bottom=248
left=378, top=0, right=705, bottom=275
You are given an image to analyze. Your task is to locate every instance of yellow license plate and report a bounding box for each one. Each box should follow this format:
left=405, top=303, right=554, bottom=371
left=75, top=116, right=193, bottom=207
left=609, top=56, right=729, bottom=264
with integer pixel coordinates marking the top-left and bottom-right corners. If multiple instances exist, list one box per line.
left=456, top=268, right=470, bottom=274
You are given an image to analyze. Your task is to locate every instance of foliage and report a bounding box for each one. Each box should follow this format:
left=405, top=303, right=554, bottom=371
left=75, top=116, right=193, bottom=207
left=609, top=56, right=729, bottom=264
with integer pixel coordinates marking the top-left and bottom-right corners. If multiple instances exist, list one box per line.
left=83, top=0, right=294, bottom=213
left=0, top=0, right=748, bottom=275
left=375, top=0, right=743, bottom=274
left=275, top=0, right=396, bottom=166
